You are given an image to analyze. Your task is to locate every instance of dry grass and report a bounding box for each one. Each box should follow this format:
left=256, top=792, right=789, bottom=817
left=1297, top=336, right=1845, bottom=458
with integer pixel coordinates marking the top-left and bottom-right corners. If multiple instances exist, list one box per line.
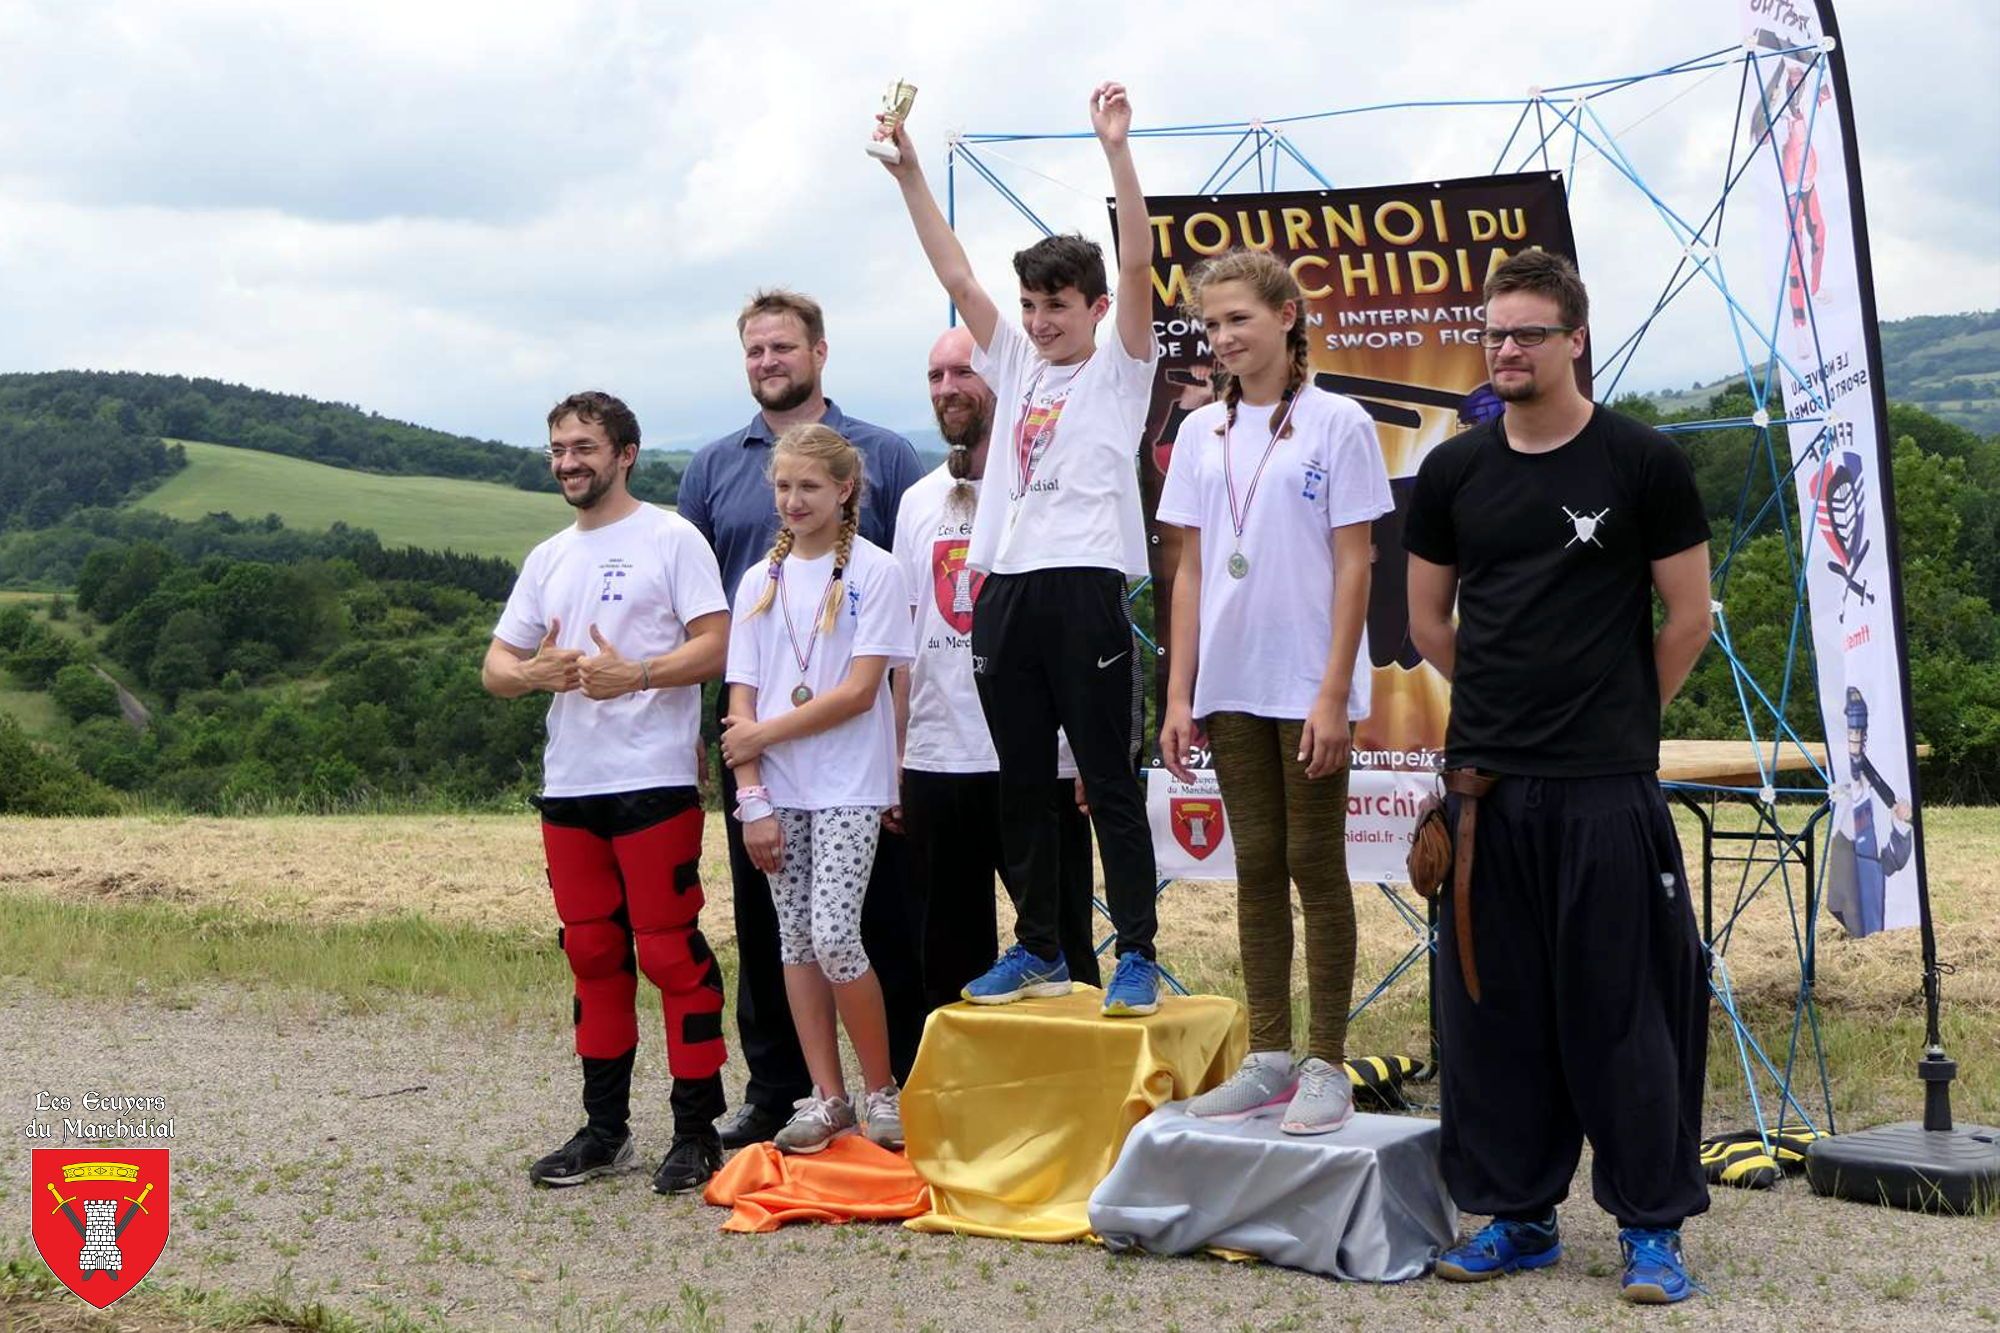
left=4, top=806, right=1993, bottom=1002
left=3, top=805, right=1994, bottom=1127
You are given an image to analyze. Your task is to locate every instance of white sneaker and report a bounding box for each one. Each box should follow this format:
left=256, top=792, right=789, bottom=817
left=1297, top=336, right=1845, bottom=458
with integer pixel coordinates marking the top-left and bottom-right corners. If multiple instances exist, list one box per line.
left=1280, top=1058, right=1354, bottom=1135
left=864, top=1083, right=904, bottom=1150
left=1187, top=1052, right=1298, bottom=1122
left=773, top=1087, right=858, bottom=1155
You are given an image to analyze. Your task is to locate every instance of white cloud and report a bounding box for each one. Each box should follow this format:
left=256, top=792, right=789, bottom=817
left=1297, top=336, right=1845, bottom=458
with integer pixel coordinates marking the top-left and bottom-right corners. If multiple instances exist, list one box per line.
left=0, top=0, right=1992, bottom=448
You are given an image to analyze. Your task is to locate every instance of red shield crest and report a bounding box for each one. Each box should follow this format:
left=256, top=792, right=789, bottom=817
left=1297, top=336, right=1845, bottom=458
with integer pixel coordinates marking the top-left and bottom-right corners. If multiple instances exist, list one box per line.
left=931, top=538, right=983, bottom=634
left=32, top=1148, right=170, bottom=1309
left=1170, top=797, right=1225, bottom=861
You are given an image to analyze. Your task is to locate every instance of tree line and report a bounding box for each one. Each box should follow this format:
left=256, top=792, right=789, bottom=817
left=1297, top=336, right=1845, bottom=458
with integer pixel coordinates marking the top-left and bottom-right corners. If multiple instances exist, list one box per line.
left=0, top=370, right=683, bottom=503
left=1, top=396, right=1996, bottom=815
left=1637, top=391, right=2000, bottom=801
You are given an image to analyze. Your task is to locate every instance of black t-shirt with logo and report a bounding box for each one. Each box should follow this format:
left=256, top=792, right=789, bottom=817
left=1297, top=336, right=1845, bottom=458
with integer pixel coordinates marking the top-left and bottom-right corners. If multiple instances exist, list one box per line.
left=1402, top=405, right=1711, bottom=777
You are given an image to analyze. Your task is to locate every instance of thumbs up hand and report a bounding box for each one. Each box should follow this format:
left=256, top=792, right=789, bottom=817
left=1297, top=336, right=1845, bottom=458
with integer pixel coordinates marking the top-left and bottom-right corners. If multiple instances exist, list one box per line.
left=525, top=617, right=584, bottom=693
left=579, top=624, right=645, bottom=699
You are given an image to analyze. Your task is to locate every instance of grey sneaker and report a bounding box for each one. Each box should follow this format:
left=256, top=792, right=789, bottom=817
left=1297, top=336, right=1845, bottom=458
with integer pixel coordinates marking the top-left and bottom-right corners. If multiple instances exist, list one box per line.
left=864, top=1084, right=905, bottom=1151
left=773, top=1088, right=858, bottom=1155
left=1187, top=1053, right=1298, bottom=1122
left=1280, top=1057, right=1355, bottom=1135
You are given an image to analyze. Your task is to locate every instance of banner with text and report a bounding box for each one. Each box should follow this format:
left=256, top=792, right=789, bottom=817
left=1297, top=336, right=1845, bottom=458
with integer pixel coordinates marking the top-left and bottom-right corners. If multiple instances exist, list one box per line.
left=1741, top=0, right=1924, bottom=935
left=1133, top=174, right=1582, bottom=882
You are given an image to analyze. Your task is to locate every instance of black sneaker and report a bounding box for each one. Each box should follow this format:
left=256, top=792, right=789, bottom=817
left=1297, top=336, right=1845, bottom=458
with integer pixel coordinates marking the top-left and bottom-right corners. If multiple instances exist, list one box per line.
left=715, top=1101, right=789, bottom=1150
left=528, top=1127, right=636, bottom=1188
left=652, top=1133, right=724, bottom=1195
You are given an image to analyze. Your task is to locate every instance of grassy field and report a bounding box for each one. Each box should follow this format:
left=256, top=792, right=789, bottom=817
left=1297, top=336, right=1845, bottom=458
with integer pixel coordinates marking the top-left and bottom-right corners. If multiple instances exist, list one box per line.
left=0, top=683, right=60, bottom=733
left=2, top=806, right=1993, bottom=1128
left=132, top=440, right=579, bottom=561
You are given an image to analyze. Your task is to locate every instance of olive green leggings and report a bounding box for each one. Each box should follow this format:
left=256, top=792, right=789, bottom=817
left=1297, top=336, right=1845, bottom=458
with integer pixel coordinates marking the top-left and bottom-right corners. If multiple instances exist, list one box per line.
left=1205, top=711, right=1357, bottom=1064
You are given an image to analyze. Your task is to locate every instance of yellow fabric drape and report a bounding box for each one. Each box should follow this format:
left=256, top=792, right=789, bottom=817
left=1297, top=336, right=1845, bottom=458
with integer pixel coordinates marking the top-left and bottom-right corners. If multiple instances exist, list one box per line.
left=901, top=986, right=1246, bottom=1241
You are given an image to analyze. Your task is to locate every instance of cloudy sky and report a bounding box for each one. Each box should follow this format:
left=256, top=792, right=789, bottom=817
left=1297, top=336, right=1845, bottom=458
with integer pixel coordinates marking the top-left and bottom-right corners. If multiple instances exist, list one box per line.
left=1, top=0, right=1994, bottom=450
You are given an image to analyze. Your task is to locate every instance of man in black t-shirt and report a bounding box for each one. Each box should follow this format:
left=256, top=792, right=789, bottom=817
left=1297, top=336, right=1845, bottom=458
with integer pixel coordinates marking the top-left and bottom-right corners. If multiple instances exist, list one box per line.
left=1404, top=252, right=1715, bottom=1306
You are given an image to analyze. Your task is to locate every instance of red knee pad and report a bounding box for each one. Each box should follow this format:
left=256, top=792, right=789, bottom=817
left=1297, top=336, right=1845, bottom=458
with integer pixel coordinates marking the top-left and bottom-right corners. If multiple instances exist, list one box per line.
left=636, top=925, right=727, bottom=1079
left=560, top=918, right=638, bottom=1059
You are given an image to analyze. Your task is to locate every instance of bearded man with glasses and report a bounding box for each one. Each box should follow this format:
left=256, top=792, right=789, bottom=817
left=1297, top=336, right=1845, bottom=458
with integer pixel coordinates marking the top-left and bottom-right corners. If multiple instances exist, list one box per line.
left=1403, top=251, right=1716, bottom=1305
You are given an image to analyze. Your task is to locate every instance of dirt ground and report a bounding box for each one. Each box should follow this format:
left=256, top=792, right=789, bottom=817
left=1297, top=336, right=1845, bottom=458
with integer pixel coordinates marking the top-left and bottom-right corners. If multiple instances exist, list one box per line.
left=6, top=983, right=1996, bottom=1333
left=4, top=812, right=1998, bottom=1330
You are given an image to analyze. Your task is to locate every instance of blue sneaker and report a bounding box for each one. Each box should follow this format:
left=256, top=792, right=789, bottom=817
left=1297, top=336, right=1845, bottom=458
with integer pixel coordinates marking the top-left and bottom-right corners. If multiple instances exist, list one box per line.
left=962, top=945, right=1072, bottom=1004
left=1102, top=952, right=1161, bottom=1016
left=1434, top=1216, right=1562, bottom=1282
left=1619, top=1227, right=1700, bottom=1304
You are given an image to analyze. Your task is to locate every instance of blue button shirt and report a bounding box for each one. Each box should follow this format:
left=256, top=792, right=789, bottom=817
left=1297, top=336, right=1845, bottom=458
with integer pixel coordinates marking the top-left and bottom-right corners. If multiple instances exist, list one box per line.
left=679, top=399, right=924, bottom=591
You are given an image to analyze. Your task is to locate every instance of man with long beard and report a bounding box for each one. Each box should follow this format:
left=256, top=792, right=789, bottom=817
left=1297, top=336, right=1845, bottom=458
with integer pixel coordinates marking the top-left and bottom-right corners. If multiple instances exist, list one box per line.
left=679, top=289, right=926, bottom=1149
left=485, top=391, right=732, bottom=1194
left=893, top=328, right=1099, bottom=1011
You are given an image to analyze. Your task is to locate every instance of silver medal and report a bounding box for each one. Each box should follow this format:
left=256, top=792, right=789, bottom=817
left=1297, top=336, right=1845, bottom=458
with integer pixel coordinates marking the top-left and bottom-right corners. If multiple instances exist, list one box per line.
left=1227, top=550, right=1249, bottom=579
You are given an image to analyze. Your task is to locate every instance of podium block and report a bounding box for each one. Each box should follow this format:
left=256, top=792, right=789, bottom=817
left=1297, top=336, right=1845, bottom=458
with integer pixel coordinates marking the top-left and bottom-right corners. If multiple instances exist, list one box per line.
left=1089, top=1105, right=1457, bottom=1282
left=901, top=986, right=1246, bottom=1241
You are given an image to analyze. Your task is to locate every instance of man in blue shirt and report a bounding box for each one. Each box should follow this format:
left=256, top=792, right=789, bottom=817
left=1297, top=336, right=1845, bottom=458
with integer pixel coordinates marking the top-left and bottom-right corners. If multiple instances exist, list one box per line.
left=681, top=288, right=927, bottom=1148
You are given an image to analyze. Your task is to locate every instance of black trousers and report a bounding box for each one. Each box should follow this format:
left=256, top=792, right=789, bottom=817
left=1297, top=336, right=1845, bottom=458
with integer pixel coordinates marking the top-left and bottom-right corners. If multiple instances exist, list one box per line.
left=717, top=700, right=926, bottom=1118
left=1436, top=773, right=1710, bottom=1230
left=903, top=769, right=1100, bottom=1010
left=971, top=567, right=1157, bottom=961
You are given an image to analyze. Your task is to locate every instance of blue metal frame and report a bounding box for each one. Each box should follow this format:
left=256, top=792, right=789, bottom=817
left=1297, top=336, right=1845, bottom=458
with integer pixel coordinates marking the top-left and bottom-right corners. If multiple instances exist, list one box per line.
left=948, top=42, right=1874, bottom=1146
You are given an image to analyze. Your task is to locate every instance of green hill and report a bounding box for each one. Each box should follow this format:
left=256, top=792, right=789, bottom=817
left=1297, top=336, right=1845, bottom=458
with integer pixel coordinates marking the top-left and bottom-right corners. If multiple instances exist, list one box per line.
left=1642, top=310, right=2000, bottom=434
left=132, top=440, right=576, bottom=562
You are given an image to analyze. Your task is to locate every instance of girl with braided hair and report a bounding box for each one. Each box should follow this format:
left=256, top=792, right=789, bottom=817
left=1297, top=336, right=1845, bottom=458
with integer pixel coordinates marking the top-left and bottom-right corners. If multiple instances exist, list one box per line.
left=721, top=423, right=913, bottom=1153
left=1156, top=248, right=1392, bottom=1135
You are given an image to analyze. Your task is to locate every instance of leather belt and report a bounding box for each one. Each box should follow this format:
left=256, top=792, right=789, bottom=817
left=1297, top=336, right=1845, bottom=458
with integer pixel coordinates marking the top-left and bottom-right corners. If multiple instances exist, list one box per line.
left=1441, top=768, right=1497, bottom=1003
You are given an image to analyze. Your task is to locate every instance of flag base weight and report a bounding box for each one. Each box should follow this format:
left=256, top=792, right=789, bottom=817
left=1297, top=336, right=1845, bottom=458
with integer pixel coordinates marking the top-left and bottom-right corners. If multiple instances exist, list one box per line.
left=1805, top=1122, right=2000, bottom=1214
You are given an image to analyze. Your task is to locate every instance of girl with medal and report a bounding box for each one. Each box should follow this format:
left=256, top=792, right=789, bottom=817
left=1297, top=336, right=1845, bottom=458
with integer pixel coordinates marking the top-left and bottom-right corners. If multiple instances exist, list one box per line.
left=1156, top=249, right=1394, bottom=1135
left=721, top=424, right=913, bottom=1153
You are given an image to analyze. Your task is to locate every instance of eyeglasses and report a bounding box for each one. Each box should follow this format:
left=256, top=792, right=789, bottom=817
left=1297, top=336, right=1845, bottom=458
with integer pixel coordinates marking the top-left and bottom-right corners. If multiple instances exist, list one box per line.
left=1479, top=325, right=1576, bottom=348
left=547, top=444, right=610, bottom=462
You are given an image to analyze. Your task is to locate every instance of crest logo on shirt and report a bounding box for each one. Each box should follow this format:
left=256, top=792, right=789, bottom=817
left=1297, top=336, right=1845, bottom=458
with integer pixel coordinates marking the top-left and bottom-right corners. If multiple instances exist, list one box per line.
left=1015, top=397, right=1069, bottom=477
left=932, top=538, right=984, bottom=634
left=597, top=561, right=631, bottom=602
left=1169, top=797, right=1225, bottom=861
left=1562, top=506, right=1609, bottom=548
left=1302, top=463, right=1327, bottom=501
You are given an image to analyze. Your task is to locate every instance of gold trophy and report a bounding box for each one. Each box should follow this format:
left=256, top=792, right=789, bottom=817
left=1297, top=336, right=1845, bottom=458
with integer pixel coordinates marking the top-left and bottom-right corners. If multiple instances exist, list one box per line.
left=866, top=80, right=918, bottom=163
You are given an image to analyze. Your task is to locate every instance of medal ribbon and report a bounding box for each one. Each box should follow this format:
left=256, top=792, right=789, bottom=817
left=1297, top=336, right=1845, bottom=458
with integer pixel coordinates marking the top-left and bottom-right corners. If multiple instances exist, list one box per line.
left=1011, top=355, right=1093, bottom=503
left=776, top=561, right=840, bottom=692
left=1224, top=393, right=1303, bottom=548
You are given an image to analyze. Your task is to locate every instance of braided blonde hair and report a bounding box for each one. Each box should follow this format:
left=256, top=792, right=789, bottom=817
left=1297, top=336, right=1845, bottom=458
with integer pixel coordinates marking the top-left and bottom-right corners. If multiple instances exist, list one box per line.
left=1183, top=249, right=1309, bottom=439
left=748, top=423, right=867, bottom=632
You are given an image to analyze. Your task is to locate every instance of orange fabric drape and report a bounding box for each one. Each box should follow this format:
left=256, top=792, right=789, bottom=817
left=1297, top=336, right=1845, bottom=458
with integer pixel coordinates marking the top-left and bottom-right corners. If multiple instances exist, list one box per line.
left=703, top=1136, right=930, bottom=1233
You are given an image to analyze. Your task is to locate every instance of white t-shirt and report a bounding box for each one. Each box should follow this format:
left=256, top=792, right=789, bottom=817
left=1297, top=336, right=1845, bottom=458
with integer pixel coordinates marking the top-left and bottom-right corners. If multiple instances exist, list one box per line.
left=494, top=504, right=728, bottom=798
left=1156, top=385, right=1394, bottom=721
left=724, top=537, right=910, bottom=810
left=967, top=316, right=1157, bottom=578
left=892, top=464, right=1078, bottom=778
